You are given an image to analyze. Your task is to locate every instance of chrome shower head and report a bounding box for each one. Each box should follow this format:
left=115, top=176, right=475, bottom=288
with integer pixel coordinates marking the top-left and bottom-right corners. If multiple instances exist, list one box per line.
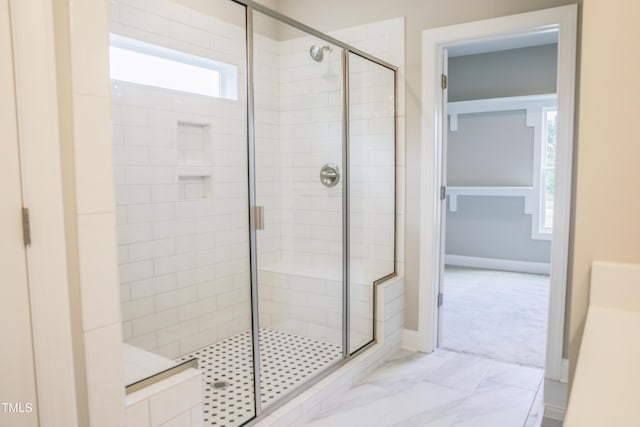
left=309, top=44, right=333, bottom=62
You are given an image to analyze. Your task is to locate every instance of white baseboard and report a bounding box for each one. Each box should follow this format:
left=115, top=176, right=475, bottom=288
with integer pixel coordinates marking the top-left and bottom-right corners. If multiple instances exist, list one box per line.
left=544, top=378, right=567, bottom=422
left=561, top=358, right=569, bottom=383
left=541, top=417, right=563, bottom=427
left=401, top=329, right=419, bottom=351
left=544, top=405, right=566, bottom=423
left=445, top=254, right=551, bottom=275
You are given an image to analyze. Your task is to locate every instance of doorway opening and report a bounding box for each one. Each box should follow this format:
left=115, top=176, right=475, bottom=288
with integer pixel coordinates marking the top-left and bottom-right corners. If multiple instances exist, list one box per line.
left=439, top=38, right=559, bottom=369
left=419, top=5, right=578, bottom=422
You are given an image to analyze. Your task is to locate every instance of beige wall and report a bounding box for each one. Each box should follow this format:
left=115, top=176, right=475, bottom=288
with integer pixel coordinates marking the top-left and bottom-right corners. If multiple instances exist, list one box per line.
left=0, top=0, right=38, bottom=423
left=570, top=0, right=640, bottom=381
left=179, top=0, right=281, bottom=38
left=267, top=0, right=578, bottom=331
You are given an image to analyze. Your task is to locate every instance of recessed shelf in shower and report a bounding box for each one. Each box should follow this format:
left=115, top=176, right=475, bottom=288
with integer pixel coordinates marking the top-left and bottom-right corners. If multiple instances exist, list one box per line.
left=178, top=175, right=211, bottom=200
left=177, top=121, right=212, bottom=200
left=177, top=122, right=212, bottom=166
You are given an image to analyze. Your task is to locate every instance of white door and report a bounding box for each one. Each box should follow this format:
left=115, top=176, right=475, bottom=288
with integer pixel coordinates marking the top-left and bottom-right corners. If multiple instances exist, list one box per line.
left=0, top=0, right=39, bottom=424
left=436, top=49, right=449, bottom=346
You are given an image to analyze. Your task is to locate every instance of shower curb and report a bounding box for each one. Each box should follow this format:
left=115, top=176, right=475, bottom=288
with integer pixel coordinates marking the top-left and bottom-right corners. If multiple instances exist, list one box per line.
left=252, top=276, right=405, bottom=427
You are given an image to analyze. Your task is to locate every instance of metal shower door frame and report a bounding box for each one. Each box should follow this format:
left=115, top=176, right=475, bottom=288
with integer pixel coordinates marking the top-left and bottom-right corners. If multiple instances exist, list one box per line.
left=239, top=0, right=398, bottom=419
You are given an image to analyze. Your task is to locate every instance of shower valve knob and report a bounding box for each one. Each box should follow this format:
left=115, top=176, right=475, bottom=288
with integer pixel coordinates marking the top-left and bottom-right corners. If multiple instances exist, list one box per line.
left=320, top=164, right=340, bottom=187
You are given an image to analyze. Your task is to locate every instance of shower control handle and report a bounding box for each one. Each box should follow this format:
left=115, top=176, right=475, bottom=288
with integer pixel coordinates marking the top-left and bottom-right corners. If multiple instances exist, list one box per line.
left=320, top=164, right=340, bottom=188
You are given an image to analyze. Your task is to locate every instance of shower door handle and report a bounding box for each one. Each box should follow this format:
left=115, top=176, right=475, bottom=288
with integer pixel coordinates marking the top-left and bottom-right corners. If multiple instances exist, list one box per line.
left=255, top=206, right=264, bottom=230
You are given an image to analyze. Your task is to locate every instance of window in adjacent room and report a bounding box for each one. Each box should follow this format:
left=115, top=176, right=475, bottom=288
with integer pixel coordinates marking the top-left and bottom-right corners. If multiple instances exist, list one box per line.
left=539, top=107, right=557, bottom=234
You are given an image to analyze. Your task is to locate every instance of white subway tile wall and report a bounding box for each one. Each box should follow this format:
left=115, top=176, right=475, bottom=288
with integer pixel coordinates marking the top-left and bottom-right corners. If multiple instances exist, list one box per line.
left=111, top=0, right=402, bottom=377
left=256, top=277, right=405, bottom=427
left=111, top=0, right=254, bottom=361
left=125, top=368, right=204, bottom=427
left=253, top=15, right=399, bottom=352
left=348, top=52, right=395, bottom=351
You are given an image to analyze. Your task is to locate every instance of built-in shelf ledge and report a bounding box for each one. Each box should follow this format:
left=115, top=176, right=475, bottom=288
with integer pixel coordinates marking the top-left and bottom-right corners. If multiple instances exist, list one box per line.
left=448, top=93, right=557, bottom=131
left=176, top=165, right=212, bottom=177
left=446, top=186, right=533, bottom=213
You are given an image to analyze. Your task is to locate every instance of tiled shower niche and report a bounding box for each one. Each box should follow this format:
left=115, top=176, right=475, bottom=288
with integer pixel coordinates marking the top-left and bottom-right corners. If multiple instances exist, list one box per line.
left=177, top=122, right=211, bottom=166
left=177, top=122, right=212, bottom=201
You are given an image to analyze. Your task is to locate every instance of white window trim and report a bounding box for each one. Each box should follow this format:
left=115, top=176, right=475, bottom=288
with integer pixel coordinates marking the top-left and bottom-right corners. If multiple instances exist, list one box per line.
left=109, top=33, right=238, bottom=100
left=531, top=102, right=558, bottom=241
left=538, top=106, right=557, bottom=235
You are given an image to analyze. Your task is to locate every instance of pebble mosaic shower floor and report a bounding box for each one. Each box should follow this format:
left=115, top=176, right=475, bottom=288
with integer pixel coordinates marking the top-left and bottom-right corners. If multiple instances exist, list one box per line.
left=177, top=328, right=342, bottom=427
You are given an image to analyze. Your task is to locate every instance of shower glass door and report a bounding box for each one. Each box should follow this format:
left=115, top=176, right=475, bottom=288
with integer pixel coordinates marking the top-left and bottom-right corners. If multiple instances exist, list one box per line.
left=348, top=53, right=396, bottom=353
left=111, top=0, right=396, bottom=423
left=110, top=0, right=256, bottom=425
left=251, top=9, right=345, bottom=410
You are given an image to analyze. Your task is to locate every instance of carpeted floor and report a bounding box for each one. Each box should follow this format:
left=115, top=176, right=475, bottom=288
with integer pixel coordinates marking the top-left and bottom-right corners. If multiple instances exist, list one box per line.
left=441, top=266, right=549, bottom=367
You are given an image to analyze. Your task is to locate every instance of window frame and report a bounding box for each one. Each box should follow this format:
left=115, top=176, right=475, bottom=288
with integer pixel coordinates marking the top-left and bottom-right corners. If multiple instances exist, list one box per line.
left=109, top=34, right=238, bottom=100
left=531, top=102, right=558, bottom=240
left=540, top=107, right=557, bottom=234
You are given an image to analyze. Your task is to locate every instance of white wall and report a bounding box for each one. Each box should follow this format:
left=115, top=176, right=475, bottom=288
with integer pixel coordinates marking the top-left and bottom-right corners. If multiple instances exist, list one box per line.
left=349, top=53, right=396, bottom=283
left=111, top=0, right=254, bottom=359
left=51, top=0, right=126, bottom=423
left=124, top=368, right=203, bottom=427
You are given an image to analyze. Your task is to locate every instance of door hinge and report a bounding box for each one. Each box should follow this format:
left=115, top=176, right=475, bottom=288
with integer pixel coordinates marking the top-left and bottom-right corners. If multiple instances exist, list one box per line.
left=22, top=207, right=31, bottom=246
left=441, top=74, right=447, bottom=90
left=440, top=185, right=447, bottom=200
left=438, top=292, right=443, bottom=307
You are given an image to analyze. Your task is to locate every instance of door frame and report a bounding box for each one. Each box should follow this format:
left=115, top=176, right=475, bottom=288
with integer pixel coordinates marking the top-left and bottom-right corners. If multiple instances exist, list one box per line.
left=1, top=0, right=39, bottom=424
left=6, top=0, right=80, bottom=424
left=417, top=4, right=578, bottom=383
left=435, top=48, right=448, bottom=345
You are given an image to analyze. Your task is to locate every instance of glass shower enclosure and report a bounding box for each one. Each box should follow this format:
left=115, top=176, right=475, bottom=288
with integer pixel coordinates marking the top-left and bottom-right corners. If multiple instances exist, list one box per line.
left=110, top=0, right=396, bottom=425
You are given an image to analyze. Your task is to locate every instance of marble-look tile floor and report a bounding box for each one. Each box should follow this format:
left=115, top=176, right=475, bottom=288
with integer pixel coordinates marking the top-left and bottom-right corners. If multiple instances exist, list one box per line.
left=305, top=349, right=544, bottom=427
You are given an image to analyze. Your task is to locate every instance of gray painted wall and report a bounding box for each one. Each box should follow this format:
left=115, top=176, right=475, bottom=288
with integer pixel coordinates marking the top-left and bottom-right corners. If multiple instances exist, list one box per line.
left=448, top=44, right=558, bottom=102
left=447, top=110, right=534, bottom=187
left=445, top=45, right=557, bottom=264
left=446, top=197, right=551, bottom=263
